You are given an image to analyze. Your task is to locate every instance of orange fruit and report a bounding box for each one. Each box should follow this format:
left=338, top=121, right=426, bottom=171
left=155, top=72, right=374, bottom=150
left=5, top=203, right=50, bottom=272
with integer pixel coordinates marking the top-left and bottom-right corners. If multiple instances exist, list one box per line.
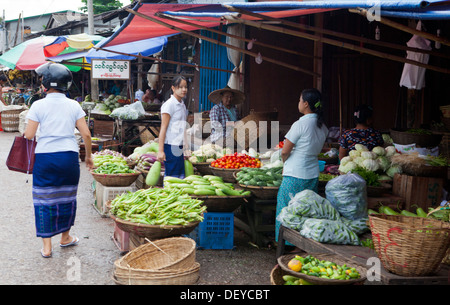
left=287, top=259, right=302, bottom=272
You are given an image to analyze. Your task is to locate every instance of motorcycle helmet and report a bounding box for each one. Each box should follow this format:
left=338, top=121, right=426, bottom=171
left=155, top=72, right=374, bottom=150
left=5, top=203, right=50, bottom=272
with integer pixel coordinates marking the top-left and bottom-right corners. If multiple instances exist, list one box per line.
left=35, top=62, right=72, bottom=92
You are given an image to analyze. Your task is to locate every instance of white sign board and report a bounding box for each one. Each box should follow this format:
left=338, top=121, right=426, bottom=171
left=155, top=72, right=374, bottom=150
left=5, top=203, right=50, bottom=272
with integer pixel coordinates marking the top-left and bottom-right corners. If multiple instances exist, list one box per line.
left=91, top=59, right=131, bottom=80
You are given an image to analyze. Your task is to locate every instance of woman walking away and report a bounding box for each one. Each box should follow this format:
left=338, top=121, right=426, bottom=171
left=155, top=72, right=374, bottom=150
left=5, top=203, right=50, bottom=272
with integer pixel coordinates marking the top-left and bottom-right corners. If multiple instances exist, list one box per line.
left=157, top=75, right=189, bottom=178
left=275, top=88, right=328, bottom=244
left=24, top=63, right=93, bottom=258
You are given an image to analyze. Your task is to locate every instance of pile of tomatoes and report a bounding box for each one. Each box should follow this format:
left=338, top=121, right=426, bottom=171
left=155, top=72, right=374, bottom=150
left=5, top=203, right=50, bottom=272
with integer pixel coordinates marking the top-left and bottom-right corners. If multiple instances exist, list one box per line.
left=211, top=153, right=261, bottom=169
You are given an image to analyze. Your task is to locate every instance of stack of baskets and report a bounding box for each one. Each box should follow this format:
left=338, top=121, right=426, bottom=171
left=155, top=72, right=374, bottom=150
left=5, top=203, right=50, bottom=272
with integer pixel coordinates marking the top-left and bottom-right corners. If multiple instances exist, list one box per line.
left=113, top=237, right=200, bottom=285
left=368, top=214, right=450, bottom=276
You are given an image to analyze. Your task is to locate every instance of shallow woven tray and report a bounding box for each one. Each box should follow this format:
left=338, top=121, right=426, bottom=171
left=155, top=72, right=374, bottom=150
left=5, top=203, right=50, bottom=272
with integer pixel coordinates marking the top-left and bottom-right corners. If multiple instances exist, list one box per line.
left=278, top=253, right=367, bottom=285
left=91, top=171, right=140, bottom=187
left=209, top=166, right=241, bottom=183
left=113, top=263, right=200, bottom=285
left=192, top=162, right=213, bottom=175
left=192, top=194, right=250, bottom=212
left=368, top=214, right=450, bottom=277
left=110, top=214, right=199, bottom=239
left=238, top=183, right=279, bottom=200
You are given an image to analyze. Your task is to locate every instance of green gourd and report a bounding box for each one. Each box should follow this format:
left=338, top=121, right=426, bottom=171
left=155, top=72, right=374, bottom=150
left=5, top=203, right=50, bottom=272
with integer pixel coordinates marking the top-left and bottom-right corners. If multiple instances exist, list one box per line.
left=146, top=161, right=161, bottom=186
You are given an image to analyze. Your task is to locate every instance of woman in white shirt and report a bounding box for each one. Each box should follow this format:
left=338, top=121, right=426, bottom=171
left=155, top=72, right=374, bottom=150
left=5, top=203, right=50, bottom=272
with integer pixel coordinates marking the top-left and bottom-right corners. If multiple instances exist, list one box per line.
left=157, top=76, right=188, bottom=178
left=24, top=63, right=93, bottom=258
left=276, top=88, right=328, bottom=243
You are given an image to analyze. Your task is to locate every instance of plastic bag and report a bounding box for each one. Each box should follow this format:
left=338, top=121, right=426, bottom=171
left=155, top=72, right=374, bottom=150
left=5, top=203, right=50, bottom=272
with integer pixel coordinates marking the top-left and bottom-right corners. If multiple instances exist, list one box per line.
left=110, top=101, right=145, bottom=120
left=276, top=208, right=306, bottom=231
left=299, top=218, right=361, bottom=245
left=325, top=173, right=368, bottom=220
left=340, top=217, right=370, bottom=235
left=287, top=190, right=341, bottom=221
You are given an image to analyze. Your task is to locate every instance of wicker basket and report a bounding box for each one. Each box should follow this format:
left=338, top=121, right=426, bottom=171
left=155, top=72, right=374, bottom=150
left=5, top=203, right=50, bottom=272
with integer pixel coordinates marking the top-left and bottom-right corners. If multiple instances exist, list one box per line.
left=238, top=183, right=279, bottom=200
left=277, top=253, right=367, bottom=285
left=113, top=237, right=199, bottom=285
left=270, top=264, right=290, bottom=285
left=1, top=109, right=26, bottom=132
left=192, top=195, right=250, bottom=212
left=390, top=129, right=443, bottom=148
left=193, top=162, right=213, bottom=175
left=368, top=214, right=450, bottom=276
left=110, top=214, right=199, bottom=239
left=91, top=171, right=140, bottom=187
left=209, top=166, right=240, bottom=183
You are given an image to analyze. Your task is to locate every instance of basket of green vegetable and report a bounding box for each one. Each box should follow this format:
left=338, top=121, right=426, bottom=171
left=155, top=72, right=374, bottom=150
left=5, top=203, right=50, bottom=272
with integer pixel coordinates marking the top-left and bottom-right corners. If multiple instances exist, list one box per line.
left=278, top=253, right=366, bottom=285
left=390, top=128, right=443, bottom=148
left=91, top=163, right=140, bottom=187
left=109, top=188, right=205, bottom=238
left=234, top=167, right=282, bottom=199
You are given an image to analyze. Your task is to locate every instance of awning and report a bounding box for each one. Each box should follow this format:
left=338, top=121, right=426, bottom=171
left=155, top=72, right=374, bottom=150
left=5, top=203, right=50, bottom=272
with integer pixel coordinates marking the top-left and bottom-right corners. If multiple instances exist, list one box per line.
left=102, top=1, right=450, bottom=48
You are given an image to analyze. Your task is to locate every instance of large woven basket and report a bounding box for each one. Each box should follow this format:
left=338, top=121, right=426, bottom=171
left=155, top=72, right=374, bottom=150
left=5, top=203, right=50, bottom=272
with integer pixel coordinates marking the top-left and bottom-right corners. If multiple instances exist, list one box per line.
left=193, top=162, right=213, bottom=175
left=192, top=195, right=250, bottom=212
left=278, top=253, right=367, bottom=285
left=1, top=109, right=26, bottom=132
left=209, top=166, right=240, bottom=183
left=113, top=237, right=199, bottom=285
left=390, top=129, right=443, bottom=148
left=368, top=214, right=450, bottom=276
left=91, top=171, right=140, bottom=187
left=270, top=264, right=291, bottom=285
left=110, top=214, right=199, bottom=239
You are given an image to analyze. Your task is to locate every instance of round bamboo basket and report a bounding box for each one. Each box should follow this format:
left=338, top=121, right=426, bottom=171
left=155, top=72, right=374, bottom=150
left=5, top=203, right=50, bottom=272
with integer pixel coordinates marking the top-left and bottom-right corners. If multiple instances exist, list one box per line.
left=368, top=214, right=450, bottom=276
left=278, top=253, right=367, bottom=285
left=110, top=214, right=199, bottom=239
left=192, top=162, right=213, bottom=175
left=390, top=128, right=443, bottom=147
left=238, top=183, right=279, bottom=200
left=90, top=171, right=140, bottom=187
left=270, top=264, right=291, bottom=285
left=209, top=166, right=240, bottom=183
left=116, top=237, right=196, bottom=271
left=112, top=264, right=200, bottom=285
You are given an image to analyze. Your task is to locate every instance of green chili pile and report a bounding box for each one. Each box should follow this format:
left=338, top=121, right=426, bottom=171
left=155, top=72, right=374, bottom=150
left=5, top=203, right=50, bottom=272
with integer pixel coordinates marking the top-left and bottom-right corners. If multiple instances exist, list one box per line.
left=109, top=188, right=206, bottom=226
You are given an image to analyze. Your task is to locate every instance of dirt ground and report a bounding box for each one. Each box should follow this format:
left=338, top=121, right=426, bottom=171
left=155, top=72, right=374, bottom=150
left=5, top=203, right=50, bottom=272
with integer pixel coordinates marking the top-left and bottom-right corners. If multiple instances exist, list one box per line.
left=0, top=131, right=277, bottom=285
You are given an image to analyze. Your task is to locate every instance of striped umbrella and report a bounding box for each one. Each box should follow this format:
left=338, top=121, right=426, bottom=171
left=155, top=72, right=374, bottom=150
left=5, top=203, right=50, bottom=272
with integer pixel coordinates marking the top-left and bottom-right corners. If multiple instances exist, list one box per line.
left=0, top=36, right=57, bottom=70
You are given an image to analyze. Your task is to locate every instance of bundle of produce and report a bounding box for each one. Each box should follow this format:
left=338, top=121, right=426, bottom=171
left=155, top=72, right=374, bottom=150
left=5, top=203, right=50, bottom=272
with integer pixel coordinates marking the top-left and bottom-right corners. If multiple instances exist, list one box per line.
left=390, top=152, right=448, bottom=176
left=235, top=166, right=283, bottom=187
left=318, top=173, right=338, bottom=182
left=110, top=101, right=145, bottom=120
left=93, top=163, right=136, bottom=174
left=163, top=175, right=251, bottom=197
left=135, top=152, right=164, bottom=172
left=93, top=149, right=125, bottom=158
left=93, top=153, right=128, bottom=168
left=210, top=153, right=261, bottom=169
left=91, top=94, right=125, bottom=115
left=338, top=144, right=402, bottom=181
left=187, top=144, right=232, bottom=163
left=325, top=173, right=367, bottom=220
left=109, top=188, right=206, bottom=226
left=128, top=141, right=159, bottom=161
left=277, top=190, right=368, bottom=245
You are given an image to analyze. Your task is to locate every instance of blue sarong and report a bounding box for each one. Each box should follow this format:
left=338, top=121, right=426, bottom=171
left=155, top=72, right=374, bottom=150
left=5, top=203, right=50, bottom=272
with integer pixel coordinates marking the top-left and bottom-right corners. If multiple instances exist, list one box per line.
left=275, top=175, right=318, bottom=243
left=32, top=151, right=80, bottom=238
left=163, top=144, right=185, bottom=179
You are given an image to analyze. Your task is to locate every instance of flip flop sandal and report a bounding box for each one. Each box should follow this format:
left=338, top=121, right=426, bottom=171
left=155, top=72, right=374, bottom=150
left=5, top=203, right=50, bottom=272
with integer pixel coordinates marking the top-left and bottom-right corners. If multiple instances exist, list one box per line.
left=41, top=249, right=52, bottom=258
left=60, top=236, right=79, bottom=248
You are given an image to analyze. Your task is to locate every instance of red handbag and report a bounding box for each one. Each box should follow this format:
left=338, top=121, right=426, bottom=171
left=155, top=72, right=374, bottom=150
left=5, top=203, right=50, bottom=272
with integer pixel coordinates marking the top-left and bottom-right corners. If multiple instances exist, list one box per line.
left=5, top=136, right=37, bottom=174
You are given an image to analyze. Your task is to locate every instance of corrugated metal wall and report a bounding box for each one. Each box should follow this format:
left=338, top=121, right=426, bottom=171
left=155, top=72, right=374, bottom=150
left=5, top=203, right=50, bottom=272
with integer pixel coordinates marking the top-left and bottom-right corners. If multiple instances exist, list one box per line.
left=198, top=29, right=234, bottom=112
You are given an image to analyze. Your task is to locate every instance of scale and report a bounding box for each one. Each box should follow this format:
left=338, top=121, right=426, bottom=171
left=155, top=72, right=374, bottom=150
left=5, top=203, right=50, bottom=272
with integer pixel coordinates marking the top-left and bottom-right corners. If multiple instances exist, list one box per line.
left=81, top=102, right=96, bottom=135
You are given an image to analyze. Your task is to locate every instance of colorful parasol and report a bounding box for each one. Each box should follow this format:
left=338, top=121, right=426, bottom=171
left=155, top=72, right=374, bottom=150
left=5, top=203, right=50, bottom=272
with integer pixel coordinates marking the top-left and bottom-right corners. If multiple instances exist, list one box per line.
left=0, top=36, right=57, bottom=70
left=43, top=33, right=105, bottom=72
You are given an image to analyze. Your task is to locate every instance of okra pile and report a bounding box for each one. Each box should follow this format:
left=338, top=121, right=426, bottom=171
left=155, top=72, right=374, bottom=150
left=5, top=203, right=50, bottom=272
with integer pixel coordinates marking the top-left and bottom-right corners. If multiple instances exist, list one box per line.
left=109, top=187, right=206, bottom=226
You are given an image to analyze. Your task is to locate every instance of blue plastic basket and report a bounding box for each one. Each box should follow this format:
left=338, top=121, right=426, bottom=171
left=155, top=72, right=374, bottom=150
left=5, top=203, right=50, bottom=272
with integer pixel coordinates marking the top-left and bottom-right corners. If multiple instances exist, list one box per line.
left=319, top=160, right=326, bottom=172
left=188, top=212, right=234, bottom=249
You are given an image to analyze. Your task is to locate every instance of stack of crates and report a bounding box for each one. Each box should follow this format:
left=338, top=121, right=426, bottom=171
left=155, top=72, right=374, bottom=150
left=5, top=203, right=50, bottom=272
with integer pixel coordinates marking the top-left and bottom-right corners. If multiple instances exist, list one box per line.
left=188, top=212, right=234, bottom=249
left=93, top=181, right=137, bottom=217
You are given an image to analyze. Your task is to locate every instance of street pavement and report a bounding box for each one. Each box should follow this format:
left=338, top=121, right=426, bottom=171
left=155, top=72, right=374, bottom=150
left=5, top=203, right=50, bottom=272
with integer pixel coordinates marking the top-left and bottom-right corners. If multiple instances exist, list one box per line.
left=0, top=131, right=276, bottom=285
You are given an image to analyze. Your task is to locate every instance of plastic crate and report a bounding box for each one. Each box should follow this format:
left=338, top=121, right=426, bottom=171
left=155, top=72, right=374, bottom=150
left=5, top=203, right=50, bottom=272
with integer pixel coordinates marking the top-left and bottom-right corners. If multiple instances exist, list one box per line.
left=188, top=212, right=234, bottom=249
left=94, top=182, right=137, bottom=217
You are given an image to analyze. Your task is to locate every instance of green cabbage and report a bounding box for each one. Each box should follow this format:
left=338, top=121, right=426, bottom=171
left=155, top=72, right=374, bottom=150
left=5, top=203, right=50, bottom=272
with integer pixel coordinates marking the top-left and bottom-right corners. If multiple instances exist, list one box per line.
left=339, top=161, right=357, bottom=173
left=386, top=165, right=402, bottom=178
left=372, top=146, right=386, bottom=156
left=362, top=159, right=379, bottom=172
left=355, top=144, right=368, bottom=152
